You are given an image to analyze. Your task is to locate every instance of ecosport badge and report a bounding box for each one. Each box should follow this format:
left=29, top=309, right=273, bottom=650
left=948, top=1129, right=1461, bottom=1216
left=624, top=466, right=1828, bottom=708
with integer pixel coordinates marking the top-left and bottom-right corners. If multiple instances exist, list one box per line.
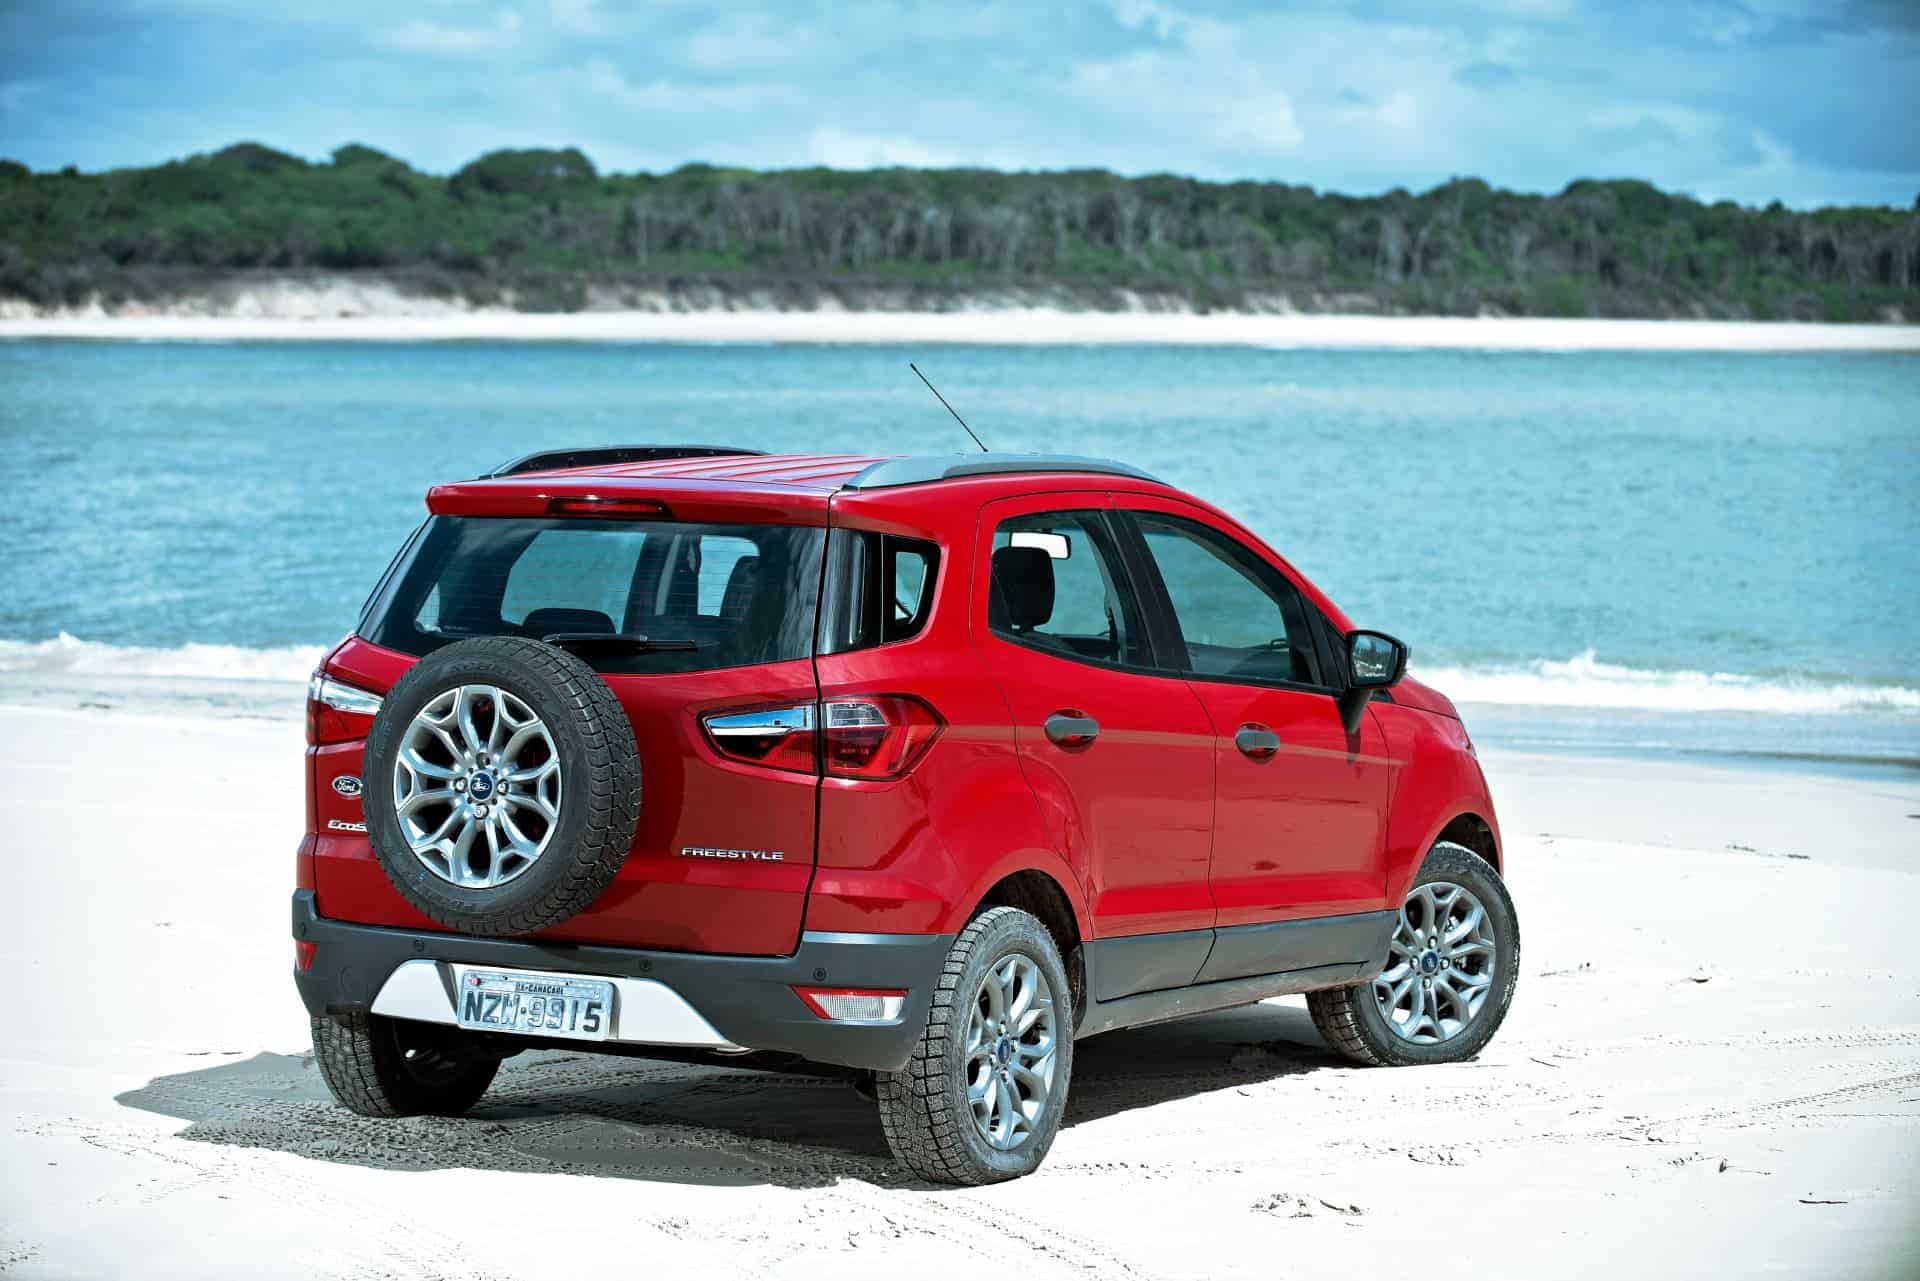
left=332, top=775, right=363, bottom=798
left=680, top=846, right=785, bottom=862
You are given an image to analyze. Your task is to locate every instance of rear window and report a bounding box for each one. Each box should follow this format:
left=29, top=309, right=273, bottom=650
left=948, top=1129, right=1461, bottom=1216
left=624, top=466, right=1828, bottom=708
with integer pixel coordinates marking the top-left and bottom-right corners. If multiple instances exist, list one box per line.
left=363, top=516, right=825, bottom=675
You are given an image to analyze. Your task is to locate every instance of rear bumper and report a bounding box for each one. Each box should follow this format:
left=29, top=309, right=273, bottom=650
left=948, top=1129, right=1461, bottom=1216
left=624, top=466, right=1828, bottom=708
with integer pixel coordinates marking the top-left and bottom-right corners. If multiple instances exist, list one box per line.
left=291, top=891, right=952, bottom=1072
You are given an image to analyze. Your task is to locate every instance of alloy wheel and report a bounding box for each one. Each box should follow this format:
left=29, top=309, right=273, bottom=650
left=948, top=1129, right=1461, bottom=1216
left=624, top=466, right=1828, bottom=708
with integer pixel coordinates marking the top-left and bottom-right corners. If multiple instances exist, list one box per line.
left=1373, top=880, right=1498, bottom=1044
left=965, top=953, right=1058, bottom=1150
left=392, top=684, right=561, bottom=888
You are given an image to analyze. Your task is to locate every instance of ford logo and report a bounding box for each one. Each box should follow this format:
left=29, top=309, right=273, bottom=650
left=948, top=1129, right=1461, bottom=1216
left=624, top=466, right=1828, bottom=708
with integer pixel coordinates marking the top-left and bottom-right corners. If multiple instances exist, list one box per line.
left=332, top=775, right=363, bottom=798
left=468, top=771, right=496, bottom=801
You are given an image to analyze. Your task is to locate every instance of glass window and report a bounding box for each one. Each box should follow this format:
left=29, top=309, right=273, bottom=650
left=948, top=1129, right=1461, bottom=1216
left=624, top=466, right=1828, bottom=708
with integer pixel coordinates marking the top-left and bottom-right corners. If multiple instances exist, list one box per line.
left=816, top=530, right=939, bottom=654
left=363, top=516, right=824, bottom=675
left=501, top=527, right=648, bottom=627
left=989, top=510, right=1148, bottom=668
left=1132, top=512, right=1320, bottom=686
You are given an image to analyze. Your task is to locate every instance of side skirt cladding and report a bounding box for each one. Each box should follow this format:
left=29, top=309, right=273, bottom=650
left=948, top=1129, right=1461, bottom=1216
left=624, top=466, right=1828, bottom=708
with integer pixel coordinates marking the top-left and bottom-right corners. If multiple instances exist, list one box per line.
left=1075, top=910, right=1396, bottom=1040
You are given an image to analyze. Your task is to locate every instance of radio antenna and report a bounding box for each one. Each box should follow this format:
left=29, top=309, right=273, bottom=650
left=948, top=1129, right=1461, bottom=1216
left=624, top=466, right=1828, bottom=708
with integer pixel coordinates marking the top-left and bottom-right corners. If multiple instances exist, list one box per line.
left=910, top=363, right=989, bottom=453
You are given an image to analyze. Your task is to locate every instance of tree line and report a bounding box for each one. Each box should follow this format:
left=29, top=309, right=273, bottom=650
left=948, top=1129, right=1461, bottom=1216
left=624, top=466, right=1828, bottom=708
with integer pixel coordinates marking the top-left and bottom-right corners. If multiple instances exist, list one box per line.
left=2, top=141, right=1915, bottom=321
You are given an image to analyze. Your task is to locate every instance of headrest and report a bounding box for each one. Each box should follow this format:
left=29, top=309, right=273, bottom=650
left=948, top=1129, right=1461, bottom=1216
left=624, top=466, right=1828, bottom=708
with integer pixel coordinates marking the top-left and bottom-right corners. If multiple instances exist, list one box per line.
left=991, top=545, right=1055, bottom=632
left=524, top=607, right=615, bottom=638
left=720, top=555, right=761, bottom=622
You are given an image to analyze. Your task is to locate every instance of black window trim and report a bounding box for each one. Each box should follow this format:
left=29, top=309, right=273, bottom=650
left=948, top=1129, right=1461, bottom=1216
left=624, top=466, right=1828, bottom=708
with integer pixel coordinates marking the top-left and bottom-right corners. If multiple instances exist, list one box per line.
left=1112, top=509, right=1340, bottom=698
left=983, top=507, right=1172, bottom=678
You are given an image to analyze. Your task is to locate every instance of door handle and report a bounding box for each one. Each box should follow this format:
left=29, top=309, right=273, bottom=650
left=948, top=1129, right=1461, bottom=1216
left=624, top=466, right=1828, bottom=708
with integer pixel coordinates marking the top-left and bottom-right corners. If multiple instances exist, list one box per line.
left=1235, top=724, right=1281, bottom=760
left=1044, top=711, right=1101, bottom=748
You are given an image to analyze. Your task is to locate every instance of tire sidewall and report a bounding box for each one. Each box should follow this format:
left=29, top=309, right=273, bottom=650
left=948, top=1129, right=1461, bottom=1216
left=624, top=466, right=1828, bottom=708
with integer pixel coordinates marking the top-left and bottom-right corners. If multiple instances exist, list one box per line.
left=362, top=638, right=636, bottom=935
left=1351, top=844, right=1520, bottom=1065
left=944, top=913, right=1075, bottom=1180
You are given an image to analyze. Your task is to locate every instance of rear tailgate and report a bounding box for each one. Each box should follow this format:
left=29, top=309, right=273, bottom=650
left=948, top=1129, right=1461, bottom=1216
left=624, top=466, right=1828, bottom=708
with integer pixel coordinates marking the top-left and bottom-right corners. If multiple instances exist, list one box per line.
left=309, top=502, right=825, bottom=956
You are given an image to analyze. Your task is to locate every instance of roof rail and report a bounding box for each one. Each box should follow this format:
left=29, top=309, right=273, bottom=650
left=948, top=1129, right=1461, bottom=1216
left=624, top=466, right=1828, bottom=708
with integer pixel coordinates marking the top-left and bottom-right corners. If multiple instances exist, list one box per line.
left=842, top=454, right=1162, bottom=491
left=481, top=445, right=764, bottom=479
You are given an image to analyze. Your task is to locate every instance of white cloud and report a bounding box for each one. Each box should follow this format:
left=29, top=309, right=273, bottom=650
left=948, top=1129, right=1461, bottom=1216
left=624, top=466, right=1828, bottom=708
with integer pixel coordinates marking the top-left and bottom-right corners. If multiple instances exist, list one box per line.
left=682, top=12, right=833, bottom=72
left=579, top=56, right=777, bottom=113
left=807, top=128, right=964, bottom=169
left=547, top=0, right=610, bottom=37
left=375, top=9, right=523, bottom=56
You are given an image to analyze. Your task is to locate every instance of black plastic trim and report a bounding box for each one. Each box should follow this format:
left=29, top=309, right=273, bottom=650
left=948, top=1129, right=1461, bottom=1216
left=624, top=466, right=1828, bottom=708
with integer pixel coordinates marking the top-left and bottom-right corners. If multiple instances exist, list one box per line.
left=1075, top=962, right=1377, bottom=1039
left=1079, top=909, right=1395, bottom=1034
left=843, top=454, right=1160, bottom=491
left=482, top=445, right=764, bottom=479
left=1086, top=929, right=1214, bottom=1001
left=1193, top=910, right=1396, bottom=985
left=290, top=892, right=951, bottom=1072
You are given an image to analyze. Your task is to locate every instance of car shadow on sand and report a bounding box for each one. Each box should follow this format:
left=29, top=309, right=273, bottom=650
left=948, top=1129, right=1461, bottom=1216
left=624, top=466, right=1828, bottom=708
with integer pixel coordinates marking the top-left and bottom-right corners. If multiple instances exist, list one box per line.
left=116, top=1001, right=1337, bottom=1189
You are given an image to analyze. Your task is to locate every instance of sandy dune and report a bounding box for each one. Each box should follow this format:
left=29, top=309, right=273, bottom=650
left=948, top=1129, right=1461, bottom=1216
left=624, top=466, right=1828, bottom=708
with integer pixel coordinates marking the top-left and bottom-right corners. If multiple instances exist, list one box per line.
left=0, top=702, right=1914, bottom=1279
left=3, top=309, right=1919, bottom=350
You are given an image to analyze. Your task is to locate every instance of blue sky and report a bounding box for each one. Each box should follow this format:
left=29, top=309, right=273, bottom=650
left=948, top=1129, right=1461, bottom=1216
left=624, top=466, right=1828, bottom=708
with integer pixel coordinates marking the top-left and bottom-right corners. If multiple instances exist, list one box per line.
left=2, top=1, right=1915, bottom=208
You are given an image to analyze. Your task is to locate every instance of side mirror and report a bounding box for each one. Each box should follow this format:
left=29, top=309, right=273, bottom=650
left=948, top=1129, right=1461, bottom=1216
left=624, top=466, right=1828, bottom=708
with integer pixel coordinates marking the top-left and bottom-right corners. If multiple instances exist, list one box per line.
left=1337, top=630, right=1409, bottom=735
left=1347, top=630, right=1408, bottom=689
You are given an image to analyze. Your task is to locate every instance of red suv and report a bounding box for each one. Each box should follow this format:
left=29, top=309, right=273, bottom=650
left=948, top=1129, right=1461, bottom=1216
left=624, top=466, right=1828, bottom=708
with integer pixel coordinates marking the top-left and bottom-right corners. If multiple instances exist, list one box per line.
left=296, top=447, right=1518, bottom=1184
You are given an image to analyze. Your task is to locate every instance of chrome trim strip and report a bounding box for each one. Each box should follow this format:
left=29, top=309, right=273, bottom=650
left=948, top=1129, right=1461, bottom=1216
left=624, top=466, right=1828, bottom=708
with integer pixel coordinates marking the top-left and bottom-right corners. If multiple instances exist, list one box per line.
left=369, top=958, right=745, bottom=1050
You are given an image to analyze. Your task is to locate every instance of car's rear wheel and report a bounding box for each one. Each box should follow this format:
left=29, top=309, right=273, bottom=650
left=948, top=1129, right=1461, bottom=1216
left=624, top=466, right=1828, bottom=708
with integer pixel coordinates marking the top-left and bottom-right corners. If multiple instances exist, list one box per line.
left=311, top=1011, right=501, bottom=1117
left=1308, top=841, right=1519, bottom=1067
left=361, top=636, right=640, bottom=937
left=876, top=907, right=1073, bottom=1184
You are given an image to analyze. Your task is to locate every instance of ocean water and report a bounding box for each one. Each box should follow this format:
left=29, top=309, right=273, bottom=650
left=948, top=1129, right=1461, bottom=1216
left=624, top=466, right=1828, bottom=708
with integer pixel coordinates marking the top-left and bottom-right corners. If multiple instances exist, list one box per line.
left=1, top=339, right=1915, bottom=766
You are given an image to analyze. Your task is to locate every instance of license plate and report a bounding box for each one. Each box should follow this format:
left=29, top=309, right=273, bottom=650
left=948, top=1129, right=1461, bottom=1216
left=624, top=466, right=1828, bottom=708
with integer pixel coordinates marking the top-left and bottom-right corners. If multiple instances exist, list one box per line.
left=454, top=968, right=614, bottom=1042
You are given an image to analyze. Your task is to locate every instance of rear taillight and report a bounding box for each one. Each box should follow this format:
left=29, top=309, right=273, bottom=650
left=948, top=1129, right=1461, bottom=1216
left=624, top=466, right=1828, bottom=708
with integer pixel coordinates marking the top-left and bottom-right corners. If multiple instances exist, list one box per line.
left=821, top=696, right=942, bottom=779
left=307, top=672, right=384, bottom=745
left=702, top=696, right=943, bottom=780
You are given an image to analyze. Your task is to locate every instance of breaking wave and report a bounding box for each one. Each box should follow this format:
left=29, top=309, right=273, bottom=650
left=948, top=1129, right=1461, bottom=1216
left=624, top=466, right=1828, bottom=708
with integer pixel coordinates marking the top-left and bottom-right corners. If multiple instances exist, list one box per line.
left=0, top=633, right=325, bottom=683
left=1417, top=649, right=1920, bottom=715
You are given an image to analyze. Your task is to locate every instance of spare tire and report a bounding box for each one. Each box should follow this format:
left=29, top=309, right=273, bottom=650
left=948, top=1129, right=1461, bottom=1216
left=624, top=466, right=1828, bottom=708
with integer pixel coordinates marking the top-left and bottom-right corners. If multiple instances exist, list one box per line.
left=361, top=636, right=640, bottom=937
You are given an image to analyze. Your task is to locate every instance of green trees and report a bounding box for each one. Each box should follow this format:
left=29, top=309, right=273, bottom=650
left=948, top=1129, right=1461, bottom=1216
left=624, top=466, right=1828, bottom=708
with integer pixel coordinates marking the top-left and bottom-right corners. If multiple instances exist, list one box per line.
left=0, top=143, right=1914, bottom=319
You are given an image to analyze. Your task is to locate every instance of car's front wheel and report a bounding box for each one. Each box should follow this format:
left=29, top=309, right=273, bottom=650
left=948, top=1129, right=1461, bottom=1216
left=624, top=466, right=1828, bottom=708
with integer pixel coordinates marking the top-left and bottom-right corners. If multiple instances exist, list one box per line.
left=311, top=1011, right=501, bottom=1117
left=876, top=906, right=1073, bottom=1184
left=1308, top=841, right=1520, bottom=1067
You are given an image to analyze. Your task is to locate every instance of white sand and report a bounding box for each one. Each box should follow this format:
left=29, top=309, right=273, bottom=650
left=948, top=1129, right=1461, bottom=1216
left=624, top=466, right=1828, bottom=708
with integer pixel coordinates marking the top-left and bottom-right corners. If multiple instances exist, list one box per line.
left=0, top=701, right=1915, bottom=1279
left=4, top=308, right=1919, bottom=350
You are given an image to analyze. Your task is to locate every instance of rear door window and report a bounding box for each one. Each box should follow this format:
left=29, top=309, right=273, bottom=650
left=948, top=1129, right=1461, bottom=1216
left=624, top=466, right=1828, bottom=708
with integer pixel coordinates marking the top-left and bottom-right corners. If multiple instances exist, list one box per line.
left=363, top=516, right=825, bottom=674
left=987, top=510, right=1150, bottom=669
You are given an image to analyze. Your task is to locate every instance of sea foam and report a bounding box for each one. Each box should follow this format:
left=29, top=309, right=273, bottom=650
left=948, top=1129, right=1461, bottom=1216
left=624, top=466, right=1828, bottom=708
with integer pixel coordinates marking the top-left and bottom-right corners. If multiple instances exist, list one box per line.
left=1419, top=649, right=1920, bottom=716
left=0, top=633, right=326, bottom=684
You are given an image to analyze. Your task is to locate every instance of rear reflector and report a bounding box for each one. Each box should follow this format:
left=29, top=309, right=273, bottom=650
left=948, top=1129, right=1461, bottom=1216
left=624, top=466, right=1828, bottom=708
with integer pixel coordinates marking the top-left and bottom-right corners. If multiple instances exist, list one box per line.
left=793, top=987, right=907, bottom=1022
left=295, top=941, right=317, bottom=972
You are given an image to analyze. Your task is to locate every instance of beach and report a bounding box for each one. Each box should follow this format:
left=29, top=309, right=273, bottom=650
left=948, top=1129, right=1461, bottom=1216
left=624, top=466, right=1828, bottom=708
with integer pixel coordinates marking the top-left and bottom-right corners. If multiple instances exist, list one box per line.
left=0, top=693, right=1914, bottom=1279
left=3, top=306, right=1920, bottom=350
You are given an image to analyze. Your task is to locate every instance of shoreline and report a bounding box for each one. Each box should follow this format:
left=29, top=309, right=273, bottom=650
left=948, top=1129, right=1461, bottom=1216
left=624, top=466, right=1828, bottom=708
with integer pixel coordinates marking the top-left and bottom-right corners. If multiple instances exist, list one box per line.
left=5, top=308, right=1920, bottom=350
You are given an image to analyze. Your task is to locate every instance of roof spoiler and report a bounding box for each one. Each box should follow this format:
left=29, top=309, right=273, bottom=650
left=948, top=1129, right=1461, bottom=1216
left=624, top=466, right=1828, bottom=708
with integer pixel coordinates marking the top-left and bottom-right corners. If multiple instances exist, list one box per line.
left=481, top=445, right=765, bottom=479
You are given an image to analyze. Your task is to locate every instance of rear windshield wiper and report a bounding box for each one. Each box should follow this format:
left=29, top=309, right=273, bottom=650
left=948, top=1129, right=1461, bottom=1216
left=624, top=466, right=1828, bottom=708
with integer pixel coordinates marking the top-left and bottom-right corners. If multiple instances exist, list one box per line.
left=542, top=632, right=700, bottom=654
